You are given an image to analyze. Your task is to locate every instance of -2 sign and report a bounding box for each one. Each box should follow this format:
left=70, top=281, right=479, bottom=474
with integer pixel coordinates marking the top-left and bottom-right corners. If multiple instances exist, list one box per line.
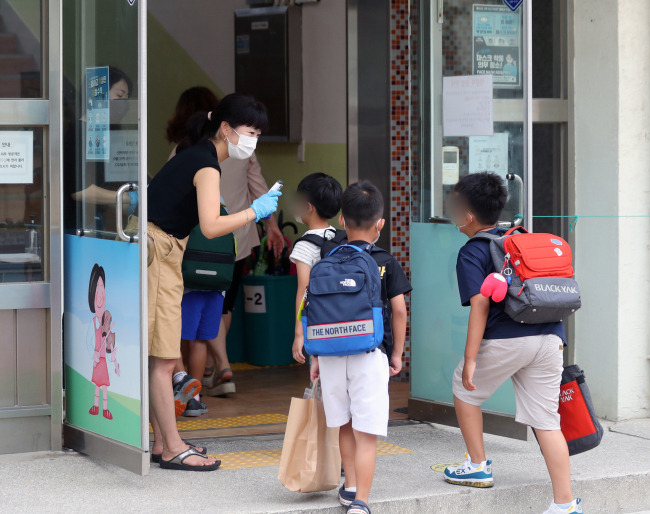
left=244, top=285, right=267, bottom=314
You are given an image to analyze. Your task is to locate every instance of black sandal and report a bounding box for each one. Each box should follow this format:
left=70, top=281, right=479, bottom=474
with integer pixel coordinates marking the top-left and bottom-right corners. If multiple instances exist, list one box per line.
left=151, top=439, right=206, bottom=464
left=159, top=447, right=221, bottom=472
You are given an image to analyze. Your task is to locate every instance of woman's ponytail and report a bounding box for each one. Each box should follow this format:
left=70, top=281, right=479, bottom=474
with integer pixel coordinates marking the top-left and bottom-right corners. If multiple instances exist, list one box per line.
left=179, top=93, right=268, bottom=152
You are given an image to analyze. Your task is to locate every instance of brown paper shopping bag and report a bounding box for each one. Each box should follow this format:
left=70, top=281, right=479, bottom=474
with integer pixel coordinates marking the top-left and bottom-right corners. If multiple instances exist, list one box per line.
left=278, top=378, right=342, bottom=492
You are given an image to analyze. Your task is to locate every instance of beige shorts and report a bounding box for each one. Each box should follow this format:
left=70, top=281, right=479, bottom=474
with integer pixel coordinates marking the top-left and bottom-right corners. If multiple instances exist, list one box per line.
left=453, top=334, right=564, bottom=430
left=147, top=222, right=186, bottom=359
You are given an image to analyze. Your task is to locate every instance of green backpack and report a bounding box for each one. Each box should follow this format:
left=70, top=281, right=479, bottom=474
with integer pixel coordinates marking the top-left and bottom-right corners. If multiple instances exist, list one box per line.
left=181, top=205, right=237, bottom=291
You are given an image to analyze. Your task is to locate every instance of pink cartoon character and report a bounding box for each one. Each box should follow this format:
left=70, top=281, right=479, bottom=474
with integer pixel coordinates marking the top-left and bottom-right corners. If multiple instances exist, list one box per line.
left=480, top=272, right=508, bottom=302
left=88, top=264, right=118, bottom=420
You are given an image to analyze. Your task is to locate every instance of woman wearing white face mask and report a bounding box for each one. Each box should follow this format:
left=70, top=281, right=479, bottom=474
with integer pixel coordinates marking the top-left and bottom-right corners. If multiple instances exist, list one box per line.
left=146, top=93, right=280, bottom=471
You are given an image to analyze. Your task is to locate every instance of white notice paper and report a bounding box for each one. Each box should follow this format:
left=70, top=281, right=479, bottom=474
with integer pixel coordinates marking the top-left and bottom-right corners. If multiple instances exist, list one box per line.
left=105, top=130, right=139, bottom=182
left=0, top=131, right=33, bottom=184
left=443, top=75, right=493, bottom=137
left=469, top=133, right=509, bottom=178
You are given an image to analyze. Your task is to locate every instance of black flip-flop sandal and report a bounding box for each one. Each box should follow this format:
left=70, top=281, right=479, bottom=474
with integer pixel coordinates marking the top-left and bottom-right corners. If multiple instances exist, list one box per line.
left=159, top=447, right=221, bottom=472
left=151, top=440, right=206, bottom=464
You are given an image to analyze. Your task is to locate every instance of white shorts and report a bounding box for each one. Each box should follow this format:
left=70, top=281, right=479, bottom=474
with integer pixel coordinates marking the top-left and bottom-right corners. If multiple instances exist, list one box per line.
left=452, top=334, right=564, bottom=430
left=318, top=350, right=390, bottom=437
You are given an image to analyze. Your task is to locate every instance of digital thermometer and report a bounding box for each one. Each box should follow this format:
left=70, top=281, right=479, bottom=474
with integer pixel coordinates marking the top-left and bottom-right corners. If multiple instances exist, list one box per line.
left=269, top=180, right=284, bottom=192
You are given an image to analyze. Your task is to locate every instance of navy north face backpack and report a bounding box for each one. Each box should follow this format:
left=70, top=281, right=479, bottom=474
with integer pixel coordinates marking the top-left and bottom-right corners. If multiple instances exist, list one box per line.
left=302, top=244, right=384, bottom=357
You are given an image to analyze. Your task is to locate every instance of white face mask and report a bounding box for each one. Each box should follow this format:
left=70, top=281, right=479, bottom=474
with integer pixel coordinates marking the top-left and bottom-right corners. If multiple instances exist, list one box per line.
left=372, top=220, right=381, bottom=244
left=294, top=214, right=303, bottom=225
left=456, top=212, right=473, bottom=230
left=226, top=128, right=257, bottom=160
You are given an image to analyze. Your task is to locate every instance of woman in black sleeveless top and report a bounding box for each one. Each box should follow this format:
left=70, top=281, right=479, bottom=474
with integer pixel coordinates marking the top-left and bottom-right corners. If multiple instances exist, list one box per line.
left=147, top=94, right=280, bottom=471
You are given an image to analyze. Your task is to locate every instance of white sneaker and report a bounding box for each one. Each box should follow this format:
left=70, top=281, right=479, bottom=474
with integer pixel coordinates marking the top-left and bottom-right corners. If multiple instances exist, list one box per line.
left=543, top=498, right=583, bottom=514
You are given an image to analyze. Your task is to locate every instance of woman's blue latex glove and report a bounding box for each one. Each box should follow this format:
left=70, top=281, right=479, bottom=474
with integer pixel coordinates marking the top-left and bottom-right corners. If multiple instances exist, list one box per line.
left=250, top=190, right=282, bottom=222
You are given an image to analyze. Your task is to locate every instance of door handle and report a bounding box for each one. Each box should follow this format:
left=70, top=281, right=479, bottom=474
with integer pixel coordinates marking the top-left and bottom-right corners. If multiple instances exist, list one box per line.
left=499, top=173, right=524, bottom=228
left=116, top=183, right=138, bottom=242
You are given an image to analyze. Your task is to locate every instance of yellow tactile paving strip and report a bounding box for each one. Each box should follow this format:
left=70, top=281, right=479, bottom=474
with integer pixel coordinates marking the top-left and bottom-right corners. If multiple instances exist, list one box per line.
left=149, top=413, right=288, bottom=433
left=208, top=441, right=413, bottom=470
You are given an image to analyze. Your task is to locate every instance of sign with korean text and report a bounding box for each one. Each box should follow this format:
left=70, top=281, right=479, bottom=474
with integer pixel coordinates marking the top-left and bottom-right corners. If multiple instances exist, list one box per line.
left=105, top=130, right=138, bottom=182
left=86, top=66, right=110, bottom=161
left=443, top=74, right=493, bottom=137
left=472, top=4, right=521, bottom=89
left=0, top=131, right=33, bottom=184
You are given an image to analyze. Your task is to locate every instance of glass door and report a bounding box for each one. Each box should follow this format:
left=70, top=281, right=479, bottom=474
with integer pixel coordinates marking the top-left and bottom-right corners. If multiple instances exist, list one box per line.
left=62, top=0, right=149, bottom=474
left=409, top=0, right=531, bottom=438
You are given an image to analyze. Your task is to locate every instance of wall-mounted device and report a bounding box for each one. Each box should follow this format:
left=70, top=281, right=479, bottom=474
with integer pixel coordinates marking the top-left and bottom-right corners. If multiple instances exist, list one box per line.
left=235, top=7, right=303, bottom=142
left=442, top=146, right=459, bottom=185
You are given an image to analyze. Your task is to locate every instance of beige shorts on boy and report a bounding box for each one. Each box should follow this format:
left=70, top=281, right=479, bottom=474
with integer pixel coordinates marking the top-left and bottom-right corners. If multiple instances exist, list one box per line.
left=147, top=222, right=187, bottom=359
left=452, top=334, right=564, bottom=430
left=318, top=350, right=390, bottom=437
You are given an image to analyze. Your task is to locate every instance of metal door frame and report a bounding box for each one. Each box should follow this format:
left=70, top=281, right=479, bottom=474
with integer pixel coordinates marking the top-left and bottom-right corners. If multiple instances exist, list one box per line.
left=61, top=0, right=149, bottom=475
left=0, top=0, right=62, bottom=452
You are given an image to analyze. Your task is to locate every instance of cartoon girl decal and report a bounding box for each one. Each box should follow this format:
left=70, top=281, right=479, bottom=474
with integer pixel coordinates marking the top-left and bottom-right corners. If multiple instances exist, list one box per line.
left=88, top=264, right=120, bottom=419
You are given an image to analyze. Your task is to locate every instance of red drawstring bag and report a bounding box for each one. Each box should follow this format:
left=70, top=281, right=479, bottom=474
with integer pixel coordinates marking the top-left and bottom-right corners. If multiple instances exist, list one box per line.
left=558, top=365, right=604, bottom=455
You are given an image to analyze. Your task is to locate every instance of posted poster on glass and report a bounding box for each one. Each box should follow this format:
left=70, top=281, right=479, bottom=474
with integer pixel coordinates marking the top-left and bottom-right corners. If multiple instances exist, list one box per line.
left=85, top=66, right=110, bottom=161
left=472, top=4, right=521, bottom=89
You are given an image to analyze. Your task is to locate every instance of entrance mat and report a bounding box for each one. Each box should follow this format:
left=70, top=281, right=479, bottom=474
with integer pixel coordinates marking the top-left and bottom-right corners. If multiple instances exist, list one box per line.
left=209, top=441, right=413, bottom=470
left=149, top=413, right=289, bottom=433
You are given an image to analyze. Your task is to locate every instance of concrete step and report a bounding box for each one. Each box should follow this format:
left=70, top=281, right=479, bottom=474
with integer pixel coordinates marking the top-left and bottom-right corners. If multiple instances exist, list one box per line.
left=1, top=421, right=649, bottom=513
left=0, top=55, right=36, bottom=74
left=0, top=33, right=18, bottom=54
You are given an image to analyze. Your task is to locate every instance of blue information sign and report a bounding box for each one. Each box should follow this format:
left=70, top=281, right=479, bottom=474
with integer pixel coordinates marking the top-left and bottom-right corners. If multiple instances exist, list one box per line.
left=85, top=66, right=110, bottom=161
left=472, top=5, right=521, bottom=89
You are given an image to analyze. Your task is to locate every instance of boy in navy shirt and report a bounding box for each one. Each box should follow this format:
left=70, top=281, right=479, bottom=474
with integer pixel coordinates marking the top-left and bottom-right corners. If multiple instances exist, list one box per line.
left=444, top=173, right=583, bottom=514
left=311, top=181, right=411, bottom=514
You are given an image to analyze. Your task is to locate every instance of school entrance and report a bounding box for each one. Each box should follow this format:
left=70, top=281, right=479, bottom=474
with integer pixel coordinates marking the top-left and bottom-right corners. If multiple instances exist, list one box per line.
left=0, top=0, right=604, bottom=476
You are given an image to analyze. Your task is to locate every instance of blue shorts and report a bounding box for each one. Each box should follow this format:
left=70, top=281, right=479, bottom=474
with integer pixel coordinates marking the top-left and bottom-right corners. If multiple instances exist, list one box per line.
left=181, top=291, right=225, bottom=341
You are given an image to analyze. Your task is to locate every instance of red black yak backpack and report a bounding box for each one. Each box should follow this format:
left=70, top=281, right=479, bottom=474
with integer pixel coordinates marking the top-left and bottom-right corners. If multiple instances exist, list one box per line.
left=473, top=227, right=582, bottom=324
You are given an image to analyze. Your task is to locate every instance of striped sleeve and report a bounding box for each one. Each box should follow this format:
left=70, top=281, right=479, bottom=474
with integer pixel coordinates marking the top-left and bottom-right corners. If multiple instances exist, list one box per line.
left=290, top=241, right=321, bottom=268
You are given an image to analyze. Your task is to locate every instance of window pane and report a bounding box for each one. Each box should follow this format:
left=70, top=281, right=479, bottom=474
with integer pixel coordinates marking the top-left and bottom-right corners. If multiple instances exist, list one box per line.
left=0, top=0, right=42, bottom=98
left=0, top=127, right=45, bottom=282
left=532, top=0, right=565, bottom=98
left=63, top=0, right=139, bottom=238
left=532, top=123, right=568, bottom=236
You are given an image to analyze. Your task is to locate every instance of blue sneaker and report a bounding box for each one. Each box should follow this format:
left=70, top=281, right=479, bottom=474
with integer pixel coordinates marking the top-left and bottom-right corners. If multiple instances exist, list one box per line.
left=347, top=499, right=371, bottom=514
left=338, top=485, right=356, bottom=507
left=444, top=452, right=494, bottom=488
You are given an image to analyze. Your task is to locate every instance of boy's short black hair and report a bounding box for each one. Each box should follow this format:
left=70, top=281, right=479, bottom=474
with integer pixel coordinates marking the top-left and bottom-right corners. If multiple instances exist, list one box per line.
left=341, top=180, right=384, bottom=229
left=297, top=173, right=343, bottom=220
left=452, top=172, right=508, bottom=225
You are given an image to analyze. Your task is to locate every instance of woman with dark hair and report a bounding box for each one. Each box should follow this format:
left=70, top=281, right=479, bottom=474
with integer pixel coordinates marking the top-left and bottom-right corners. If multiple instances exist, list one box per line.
left=164, top=87, right=284, bottom=414
left=147, top=93, right=280, bottom=471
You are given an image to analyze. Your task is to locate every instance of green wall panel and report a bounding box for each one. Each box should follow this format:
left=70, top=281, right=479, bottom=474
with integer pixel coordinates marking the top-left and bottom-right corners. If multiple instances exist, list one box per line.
left=410, top=222, right=516, bottom=415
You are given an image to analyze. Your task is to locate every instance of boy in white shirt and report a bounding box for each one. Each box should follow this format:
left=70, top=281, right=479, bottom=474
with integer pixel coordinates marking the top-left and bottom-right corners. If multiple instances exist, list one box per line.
left=290, top=173, right=344, bottom=364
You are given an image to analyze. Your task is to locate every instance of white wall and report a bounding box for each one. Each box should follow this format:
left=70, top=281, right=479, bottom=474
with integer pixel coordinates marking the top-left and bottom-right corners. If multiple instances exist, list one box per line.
left=616, top=0, right=650, bottom=419
left=573, top=0, right=650, bottom=420
left=148, top=0, right=347, bottom=145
